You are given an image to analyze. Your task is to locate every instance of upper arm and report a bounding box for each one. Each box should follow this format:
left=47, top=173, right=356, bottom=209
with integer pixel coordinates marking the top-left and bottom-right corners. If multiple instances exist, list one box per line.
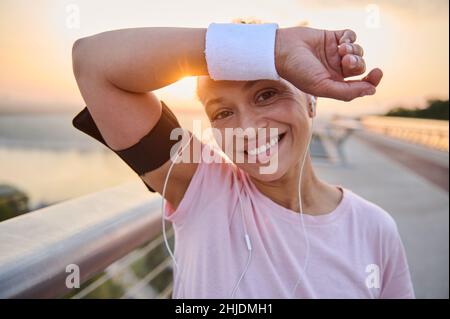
left=78, top=82, right=199, bottom=209
left=73, top=46, right=198, bottom=209
left=73, top=38, right=197, bottom=207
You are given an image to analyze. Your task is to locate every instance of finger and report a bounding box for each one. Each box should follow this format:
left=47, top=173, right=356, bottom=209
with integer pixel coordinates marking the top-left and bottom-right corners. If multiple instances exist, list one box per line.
left=342, top=54, right=366, bottom=77
left=362, top=68, right=383, bottom=87
left=339, top=29, right=357, bottom=44
left=321, top=79, right=376, bottom=102
left=338, top=43, right=364, bottom=57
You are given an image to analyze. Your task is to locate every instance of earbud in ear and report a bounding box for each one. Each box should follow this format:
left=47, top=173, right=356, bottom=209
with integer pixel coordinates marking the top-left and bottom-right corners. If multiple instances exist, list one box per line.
left=310, top=96, right=317, bottom=115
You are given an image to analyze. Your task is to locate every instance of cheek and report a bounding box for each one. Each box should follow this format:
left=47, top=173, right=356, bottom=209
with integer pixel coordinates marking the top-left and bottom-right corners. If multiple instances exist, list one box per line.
left=270, top=102, right=311, bottom=164
left=210, top=127, right=236, bottom=158
left=266, top=102, right=309, bottom=139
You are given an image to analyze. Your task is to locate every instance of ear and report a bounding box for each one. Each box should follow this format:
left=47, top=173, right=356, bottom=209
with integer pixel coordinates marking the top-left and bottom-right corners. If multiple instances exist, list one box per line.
left=308, top=95, right=317, bottom=118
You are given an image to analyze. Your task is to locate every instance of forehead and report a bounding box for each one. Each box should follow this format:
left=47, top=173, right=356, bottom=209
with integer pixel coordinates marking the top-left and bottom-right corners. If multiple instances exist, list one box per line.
left=197, top=76, right=254, bottom=94
left=197, top=76, right=292, bottom=101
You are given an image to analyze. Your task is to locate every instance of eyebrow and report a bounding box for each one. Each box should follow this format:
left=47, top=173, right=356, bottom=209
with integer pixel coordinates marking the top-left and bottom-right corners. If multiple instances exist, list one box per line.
left=205, top=97, right=224, bottom=112
left=204, top=80, right=260, bottom=111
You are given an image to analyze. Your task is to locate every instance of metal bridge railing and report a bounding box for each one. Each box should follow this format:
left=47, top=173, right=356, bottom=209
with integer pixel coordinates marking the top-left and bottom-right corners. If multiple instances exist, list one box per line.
left=0, top=181, right=173, bottom=299
left=361, top=116, right=449, bottom=152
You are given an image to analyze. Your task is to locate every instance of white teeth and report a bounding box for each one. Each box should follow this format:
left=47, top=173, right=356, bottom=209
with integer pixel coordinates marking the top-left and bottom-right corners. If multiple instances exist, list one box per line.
left=247, top=135, right=281, bottom=156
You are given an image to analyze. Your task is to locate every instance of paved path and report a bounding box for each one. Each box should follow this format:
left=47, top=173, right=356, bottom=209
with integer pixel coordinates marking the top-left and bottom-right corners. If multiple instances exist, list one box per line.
left=314, top=132, right=449, bottom=298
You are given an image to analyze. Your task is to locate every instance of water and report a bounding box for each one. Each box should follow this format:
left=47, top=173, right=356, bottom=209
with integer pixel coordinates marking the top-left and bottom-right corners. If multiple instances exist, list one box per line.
left=0, top=110, right=209, bottom=210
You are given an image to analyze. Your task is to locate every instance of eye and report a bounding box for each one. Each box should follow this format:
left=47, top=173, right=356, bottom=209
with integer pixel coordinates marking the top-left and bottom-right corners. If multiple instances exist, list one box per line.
left=212, top=110, right=233, bottom=121
left=256, top=90, right=277, bottom=103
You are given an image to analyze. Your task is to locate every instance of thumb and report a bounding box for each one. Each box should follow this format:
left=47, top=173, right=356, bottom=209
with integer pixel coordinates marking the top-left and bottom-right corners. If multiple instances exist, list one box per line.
left=321, top=68, right=383, bottom=101
left=320, top=79, right=376, bottom=101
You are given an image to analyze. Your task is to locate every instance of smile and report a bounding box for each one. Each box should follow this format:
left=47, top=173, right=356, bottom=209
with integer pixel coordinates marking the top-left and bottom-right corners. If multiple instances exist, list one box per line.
left=245, top=132, right=286, bottom=156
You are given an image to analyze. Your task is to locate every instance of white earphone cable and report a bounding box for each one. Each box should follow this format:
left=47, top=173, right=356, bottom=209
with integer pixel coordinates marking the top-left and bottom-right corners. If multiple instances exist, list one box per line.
left=162, top=129, right=193, bottom=299
left=290, top=114, right=314, bottom=298
left=230, top=168, right=253, bottom=299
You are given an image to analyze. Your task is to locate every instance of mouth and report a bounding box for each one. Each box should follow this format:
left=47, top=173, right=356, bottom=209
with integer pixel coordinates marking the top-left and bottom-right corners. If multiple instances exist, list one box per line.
left=244, top=132, right=287, bottom=156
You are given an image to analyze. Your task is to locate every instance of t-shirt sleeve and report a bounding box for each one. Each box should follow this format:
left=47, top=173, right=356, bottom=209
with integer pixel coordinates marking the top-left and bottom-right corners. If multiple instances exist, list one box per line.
left=163, top=157, right=206, bottom=224
left=380, top=222, right=415, bottom=299
left=163, top=142, right=229, bottom=225
left=164, top=142, right=210, bottom=224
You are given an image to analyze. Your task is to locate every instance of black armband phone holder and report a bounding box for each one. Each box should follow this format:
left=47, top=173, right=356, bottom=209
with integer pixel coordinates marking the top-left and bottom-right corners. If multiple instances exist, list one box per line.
left=72, top=100, right=182, bottom=192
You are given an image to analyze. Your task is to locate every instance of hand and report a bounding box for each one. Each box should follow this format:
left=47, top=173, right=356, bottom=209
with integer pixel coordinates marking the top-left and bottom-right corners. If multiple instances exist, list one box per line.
left=275, top=26, right=383, bottom=101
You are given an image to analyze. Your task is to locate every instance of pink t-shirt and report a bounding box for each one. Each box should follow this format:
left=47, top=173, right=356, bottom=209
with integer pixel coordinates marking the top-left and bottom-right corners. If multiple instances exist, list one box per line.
left=164, top=143, right=415, bottom=299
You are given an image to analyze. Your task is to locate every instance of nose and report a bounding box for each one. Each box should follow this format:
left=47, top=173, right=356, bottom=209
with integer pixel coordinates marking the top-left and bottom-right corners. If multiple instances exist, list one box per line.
left=238, top=109, right=269, bottom=132
left=234, top=109, right=273, bottom=148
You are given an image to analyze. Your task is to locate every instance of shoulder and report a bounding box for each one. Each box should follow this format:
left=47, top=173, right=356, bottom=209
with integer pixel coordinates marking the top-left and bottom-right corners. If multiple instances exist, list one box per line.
left=344, top=188, right=399, bottom=236
left=164, top=142, right=237, bottom=223
left=197, top=142, right=236, bottom=182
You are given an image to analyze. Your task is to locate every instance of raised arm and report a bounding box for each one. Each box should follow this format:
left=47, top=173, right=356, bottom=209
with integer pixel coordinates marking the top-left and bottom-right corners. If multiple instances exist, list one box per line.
left=72, top=28, right=208, bottom=208
left=72, top=25, right=382, bottom=208
left=72, top=27, right=207, bottom=149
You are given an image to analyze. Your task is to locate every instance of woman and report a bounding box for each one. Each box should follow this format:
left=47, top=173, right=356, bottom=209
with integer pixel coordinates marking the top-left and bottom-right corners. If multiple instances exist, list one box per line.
left=72, top=23, right=414, bottom=298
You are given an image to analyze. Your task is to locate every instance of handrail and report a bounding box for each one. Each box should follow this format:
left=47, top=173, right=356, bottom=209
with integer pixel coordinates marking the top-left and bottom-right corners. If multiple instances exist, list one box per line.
left=121, top=257, right=172, bottom=299
left=361, top=116, right=449, bottom=152
left=70, top=230, right=173, bottom=299
left=0, top=180, right=162, bottom=298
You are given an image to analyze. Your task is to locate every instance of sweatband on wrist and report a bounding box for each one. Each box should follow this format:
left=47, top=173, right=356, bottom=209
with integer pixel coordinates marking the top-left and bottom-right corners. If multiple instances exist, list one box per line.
left=72, top=101, right=182, bottom=193
left=205, top=22, right=280, bottom=81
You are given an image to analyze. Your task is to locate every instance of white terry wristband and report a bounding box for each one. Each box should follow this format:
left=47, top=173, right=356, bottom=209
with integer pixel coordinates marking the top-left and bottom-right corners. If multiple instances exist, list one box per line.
left=205, top=23, right=280, bottom=81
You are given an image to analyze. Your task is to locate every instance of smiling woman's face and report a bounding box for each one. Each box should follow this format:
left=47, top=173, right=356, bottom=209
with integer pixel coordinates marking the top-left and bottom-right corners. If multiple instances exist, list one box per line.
left=196, top=76, right=313, bottom=182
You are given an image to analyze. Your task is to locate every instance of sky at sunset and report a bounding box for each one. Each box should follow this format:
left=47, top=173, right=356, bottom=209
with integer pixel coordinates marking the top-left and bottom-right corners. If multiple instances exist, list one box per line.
left=0, top=0, right=448, bottom=117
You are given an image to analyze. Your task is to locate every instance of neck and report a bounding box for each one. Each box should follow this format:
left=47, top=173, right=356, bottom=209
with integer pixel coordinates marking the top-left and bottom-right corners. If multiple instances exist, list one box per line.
left=249, top=156, right=339, bottom=215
